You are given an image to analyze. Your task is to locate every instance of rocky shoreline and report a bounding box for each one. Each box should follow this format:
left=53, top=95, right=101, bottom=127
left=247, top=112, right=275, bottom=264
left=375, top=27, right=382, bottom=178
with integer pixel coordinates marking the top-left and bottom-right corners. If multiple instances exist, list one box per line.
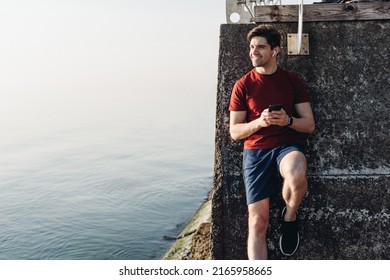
left=163, top=195, right=212, bottom=260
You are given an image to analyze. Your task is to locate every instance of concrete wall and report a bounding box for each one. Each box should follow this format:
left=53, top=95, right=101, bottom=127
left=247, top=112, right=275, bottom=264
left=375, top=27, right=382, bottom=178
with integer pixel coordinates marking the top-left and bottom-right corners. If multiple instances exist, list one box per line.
left=211, top=21, right=390, bottom=260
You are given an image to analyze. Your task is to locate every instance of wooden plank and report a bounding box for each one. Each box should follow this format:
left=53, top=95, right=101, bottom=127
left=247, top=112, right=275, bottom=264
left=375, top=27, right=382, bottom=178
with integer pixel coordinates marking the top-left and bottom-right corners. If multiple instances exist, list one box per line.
left=255, top=3, right=390, bottom=23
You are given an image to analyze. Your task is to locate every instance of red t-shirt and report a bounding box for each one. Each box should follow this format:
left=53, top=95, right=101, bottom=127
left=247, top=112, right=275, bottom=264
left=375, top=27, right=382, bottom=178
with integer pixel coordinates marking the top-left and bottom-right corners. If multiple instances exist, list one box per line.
left=229, top=67, right=310, bottom=150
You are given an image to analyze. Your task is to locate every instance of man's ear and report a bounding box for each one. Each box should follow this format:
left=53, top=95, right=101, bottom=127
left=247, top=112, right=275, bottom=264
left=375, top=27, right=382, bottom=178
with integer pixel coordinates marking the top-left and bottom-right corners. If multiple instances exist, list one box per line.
left=272, top=47, right=280, bottom=57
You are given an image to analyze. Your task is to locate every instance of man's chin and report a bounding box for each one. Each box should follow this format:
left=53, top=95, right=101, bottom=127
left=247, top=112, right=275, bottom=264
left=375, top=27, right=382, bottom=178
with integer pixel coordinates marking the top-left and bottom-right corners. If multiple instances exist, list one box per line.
left=251, top=59, right=262, bottom=67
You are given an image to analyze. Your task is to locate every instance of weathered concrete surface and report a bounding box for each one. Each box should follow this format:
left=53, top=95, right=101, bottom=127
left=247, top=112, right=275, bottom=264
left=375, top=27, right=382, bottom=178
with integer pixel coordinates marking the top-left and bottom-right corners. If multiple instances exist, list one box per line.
left=211, top=21, right=390, bottom=259
left=164, top=198, right=212, bottom=260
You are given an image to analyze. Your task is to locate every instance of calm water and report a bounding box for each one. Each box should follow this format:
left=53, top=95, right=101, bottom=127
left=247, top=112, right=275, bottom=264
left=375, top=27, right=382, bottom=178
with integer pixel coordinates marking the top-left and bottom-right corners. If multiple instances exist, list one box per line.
left=0, top=92, right=215, bottom=259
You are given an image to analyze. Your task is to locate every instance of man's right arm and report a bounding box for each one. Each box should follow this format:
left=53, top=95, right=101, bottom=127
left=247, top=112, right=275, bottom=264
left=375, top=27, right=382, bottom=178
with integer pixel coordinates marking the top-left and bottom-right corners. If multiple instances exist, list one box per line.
left=230, top=111, right=264, bottom=141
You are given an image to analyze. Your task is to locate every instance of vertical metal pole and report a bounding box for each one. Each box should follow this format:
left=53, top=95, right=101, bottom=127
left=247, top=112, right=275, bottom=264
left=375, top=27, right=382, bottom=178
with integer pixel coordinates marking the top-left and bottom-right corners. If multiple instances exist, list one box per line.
left=297, top=0, right=304, bottom=55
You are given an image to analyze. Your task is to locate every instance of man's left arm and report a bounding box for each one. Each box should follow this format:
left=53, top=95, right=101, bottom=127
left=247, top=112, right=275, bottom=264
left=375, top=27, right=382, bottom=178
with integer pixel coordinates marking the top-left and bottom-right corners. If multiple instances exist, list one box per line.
left=289, top=102, right=315, bottom=134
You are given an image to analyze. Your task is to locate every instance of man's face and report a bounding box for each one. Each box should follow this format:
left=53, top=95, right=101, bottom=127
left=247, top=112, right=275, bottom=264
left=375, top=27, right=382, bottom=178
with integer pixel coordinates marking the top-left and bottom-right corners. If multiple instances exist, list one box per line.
left=249, top=36, right=273, bottom=68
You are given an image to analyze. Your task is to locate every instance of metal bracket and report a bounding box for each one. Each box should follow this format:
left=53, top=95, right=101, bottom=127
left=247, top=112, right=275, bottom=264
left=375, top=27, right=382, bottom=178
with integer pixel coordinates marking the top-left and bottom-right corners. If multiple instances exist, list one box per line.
left=226, top=0, right=253, bottom=23
left=287, top=0, right=309, bottom=55
left=287, top=34, right=310, bottom=55
left=226, top=0, right=282, bottom=24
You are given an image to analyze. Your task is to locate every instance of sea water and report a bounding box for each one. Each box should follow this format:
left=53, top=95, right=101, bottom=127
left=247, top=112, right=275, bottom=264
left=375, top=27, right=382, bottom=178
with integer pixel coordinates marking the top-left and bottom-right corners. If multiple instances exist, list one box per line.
left=0, top=90, right=215, bottom=260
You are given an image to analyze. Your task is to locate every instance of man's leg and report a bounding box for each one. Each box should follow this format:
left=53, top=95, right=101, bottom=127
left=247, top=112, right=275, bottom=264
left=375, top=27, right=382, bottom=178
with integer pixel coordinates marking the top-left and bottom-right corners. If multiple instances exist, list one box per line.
left=279, top=150, right=308, bottom=220
left=278, top=150, right=308, bottom=256
left=247, top=198, right=269, bottom=260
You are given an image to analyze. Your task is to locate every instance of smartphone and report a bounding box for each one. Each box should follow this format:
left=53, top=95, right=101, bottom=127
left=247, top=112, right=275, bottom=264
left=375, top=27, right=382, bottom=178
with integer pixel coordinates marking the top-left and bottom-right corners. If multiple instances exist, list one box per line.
left=269, top=104, right=282, bottom=112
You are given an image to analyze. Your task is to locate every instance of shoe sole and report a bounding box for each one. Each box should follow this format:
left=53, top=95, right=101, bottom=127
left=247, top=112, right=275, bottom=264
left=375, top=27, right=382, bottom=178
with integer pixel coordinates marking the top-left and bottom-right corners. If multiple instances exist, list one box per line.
left=279, top=232, right=299, bottom=256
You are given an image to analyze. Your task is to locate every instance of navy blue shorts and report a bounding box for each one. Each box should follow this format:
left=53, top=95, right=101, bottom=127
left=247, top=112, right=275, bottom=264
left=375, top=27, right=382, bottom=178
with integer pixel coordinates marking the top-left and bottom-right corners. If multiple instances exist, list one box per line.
left=242, top=144, right=304, bottom=205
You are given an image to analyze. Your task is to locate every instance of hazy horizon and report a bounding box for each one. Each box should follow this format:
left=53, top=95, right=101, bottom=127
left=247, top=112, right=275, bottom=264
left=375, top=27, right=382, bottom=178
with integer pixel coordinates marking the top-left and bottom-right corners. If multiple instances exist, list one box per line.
left=1, top=0, right=314, bottom=133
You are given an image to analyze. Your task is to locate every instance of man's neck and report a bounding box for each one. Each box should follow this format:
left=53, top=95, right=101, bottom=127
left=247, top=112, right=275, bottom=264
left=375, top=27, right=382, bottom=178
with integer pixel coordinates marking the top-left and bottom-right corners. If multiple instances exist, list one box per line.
left=255, top=64, right=278, bottom=75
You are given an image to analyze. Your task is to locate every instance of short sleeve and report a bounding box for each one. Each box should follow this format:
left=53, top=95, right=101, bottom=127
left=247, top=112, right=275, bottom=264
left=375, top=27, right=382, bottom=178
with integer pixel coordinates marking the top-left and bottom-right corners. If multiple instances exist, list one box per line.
left=288, top=72, right=310, bottom=104
left=229, top=80, right=248, bottom=111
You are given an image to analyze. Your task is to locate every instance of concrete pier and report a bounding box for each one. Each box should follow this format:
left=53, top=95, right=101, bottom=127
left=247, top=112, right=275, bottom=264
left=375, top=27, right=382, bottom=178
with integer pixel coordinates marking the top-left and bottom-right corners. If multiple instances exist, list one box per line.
left=211, top=13, right=390, bottom=259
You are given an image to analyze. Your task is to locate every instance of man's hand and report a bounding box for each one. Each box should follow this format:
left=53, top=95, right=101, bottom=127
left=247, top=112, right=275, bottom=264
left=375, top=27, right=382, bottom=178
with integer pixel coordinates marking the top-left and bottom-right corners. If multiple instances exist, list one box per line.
left=260, top=108, right=289, bottom=127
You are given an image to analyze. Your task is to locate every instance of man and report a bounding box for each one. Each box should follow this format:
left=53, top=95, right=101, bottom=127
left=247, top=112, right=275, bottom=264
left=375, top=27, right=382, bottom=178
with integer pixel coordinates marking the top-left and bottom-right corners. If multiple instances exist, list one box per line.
left=229, top=25, right=315, bottom=260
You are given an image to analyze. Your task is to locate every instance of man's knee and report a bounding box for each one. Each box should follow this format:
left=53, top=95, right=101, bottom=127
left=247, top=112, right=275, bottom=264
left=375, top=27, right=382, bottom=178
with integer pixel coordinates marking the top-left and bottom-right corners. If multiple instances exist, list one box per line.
left=248, top=212, right=269, bottom=234
left=280, top=152, right=307, bottom=180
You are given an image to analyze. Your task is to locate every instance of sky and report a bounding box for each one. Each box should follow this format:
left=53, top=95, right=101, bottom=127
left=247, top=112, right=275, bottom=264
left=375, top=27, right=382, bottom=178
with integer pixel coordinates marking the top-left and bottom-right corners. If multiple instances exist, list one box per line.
left=0, top=0, right=313, bottom=131
left=0, top=0, right=224, bottom=128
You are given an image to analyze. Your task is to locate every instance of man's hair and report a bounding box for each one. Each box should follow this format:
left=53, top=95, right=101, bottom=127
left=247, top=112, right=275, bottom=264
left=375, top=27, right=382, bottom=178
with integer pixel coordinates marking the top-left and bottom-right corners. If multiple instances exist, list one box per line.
left=247, top=25, right=281, bottom=49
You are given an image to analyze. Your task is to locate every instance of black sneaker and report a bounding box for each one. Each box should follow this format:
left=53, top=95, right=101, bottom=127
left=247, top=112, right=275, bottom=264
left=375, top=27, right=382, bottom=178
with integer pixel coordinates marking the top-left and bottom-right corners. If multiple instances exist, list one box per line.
left=279, top=207, right=299, bottom=256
